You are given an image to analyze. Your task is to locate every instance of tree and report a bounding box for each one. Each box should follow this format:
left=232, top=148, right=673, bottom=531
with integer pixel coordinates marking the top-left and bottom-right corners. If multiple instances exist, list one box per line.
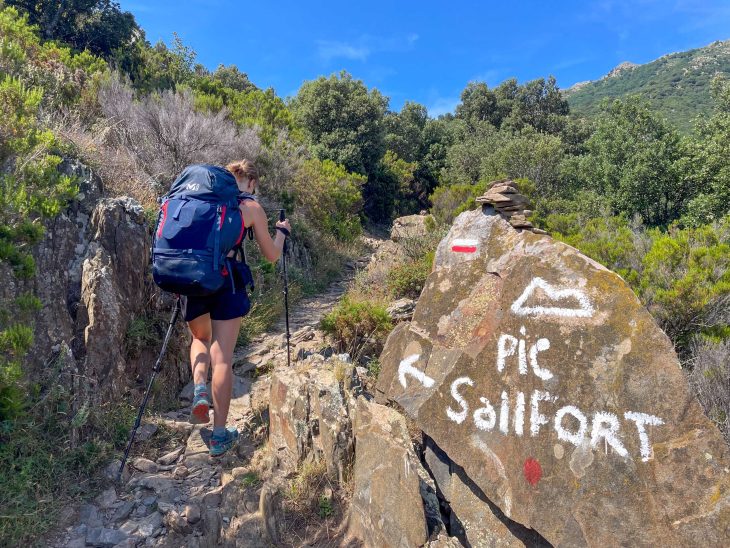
left=291, top=71, right=388, bottom=177
left=132, top=34, right=197, bottom=92
left=455, top=77, right=568, bottom=134
left=442, top=119, right=500, bottom=185
left=456, top=82, right=501, bottom=128
left=384, top=102, right=450, bottom=212
left=578, top=97, right=690, bottom=226
left=6, top=0, right=138, bottom=58
left=211, top=64, right=253, bottom=93
left=683, top=76, right=730, bottom=225
left=385, top=101, right=428, bottom=162
left=504, top=76, right=568, bottom=134
left=483, top=127, right=565, bottom=194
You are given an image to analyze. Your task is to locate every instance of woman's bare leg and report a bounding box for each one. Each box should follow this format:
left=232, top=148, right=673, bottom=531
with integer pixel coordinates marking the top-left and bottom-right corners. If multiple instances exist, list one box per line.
left=188, top=314, right=212, bottom=384
left=210, top=317, right=242, bottom=428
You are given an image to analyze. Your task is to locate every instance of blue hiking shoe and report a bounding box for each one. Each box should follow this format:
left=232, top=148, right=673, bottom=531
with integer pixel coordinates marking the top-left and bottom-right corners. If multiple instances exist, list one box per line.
left=190, top=392, right=211, bottom=424
left=210, top=427, right=239, bottom=457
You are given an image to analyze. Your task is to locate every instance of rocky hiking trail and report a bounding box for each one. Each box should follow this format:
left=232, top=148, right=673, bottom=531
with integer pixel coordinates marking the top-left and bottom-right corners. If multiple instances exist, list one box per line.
left=42, top=189, right=730, bottom=548
left=52, top=236, right=382, bottom=548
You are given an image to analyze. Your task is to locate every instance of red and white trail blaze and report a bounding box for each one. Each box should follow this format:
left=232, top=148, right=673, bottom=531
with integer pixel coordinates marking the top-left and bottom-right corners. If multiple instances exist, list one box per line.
left=451, top=238, right=478, bottom=253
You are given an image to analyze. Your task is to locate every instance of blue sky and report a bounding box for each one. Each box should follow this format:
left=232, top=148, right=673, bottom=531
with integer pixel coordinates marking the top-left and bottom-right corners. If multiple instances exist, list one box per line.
left=120, top=0, right=730, bottom=116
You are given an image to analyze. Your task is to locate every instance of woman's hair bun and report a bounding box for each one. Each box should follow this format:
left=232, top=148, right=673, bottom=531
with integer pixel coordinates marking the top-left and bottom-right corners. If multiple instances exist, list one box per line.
left=226, top=159, right=258, bottom=181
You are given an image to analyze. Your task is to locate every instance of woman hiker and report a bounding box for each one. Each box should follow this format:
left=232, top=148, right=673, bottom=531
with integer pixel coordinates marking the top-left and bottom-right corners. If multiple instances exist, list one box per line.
left=183, top=160, right=291, bottom=456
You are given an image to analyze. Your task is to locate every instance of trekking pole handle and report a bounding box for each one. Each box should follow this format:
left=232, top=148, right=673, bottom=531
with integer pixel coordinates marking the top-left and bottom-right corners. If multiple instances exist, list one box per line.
left=277, top=209, right=290, bottom=251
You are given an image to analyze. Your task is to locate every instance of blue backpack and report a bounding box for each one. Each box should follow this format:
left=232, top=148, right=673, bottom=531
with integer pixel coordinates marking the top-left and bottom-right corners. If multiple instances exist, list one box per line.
left=152, top=164, right=254, bottom=296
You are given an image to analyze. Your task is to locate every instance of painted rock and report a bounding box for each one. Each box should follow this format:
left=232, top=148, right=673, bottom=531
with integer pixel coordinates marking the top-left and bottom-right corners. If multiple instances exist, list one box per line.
left=375, top=207, right=730, bottom=547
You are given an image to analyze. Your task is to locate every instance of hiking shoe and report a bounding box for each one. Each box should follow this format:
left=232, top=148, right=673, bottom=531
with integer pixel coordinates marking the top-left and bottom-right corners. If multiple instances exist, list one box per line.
left=190, top=393, right=211, bottom=424
left=209, top=427, right=239, bottom=457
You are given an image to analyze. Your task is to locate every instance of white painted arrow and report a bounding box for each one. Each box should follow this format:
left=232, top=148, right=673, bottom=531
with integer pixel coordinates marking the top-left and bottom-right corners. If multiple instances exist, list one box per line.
left=399, top=354, right=435, bottom=389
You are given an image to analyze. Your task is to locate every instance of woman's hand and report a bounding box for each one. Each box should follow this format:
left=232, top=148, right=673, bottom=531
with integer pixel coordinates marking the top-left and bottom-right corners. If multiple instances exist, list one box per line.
left=276, top=219, right=292, bottom=236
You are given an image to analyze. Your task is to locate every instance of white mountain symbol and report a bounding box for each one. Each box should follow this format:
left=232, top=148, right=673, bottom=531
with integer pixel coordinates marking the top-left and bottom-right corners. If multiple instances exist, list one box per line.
left=510, top=277, right=594, bottom=318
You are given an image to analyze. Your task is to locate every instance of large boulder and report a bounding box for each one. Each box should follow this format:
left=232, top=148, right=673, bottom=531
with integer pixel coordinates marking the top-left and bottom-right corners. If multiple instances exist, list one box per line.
left=376, top=207, right=730, bottom=546
left=268, top=357, right=355, bottom=478
left=347, top=397, right=428, bottom=547
left=391, top=214, right=432, bottom=242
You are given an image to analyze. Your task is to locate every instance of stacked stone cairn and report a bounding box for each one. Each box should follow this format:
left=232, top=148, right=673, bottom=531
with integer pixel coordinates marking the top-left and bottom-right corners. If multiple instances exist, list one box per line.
left=475, top=179, right=547, bottom=235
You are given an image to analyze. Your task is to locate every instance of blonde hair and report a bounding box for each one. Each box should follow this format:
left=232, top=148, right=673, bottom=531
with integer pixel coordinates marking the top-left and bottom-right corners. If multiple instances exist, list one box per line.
left=226, top=159, right=258, bottom=182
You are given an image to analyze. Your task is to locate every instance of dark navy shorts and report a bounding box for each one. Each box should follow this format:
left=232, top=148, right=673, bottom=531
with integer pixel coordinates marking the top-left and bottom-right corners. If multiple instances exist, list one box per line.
left=182, top=280, right=251, bottom=322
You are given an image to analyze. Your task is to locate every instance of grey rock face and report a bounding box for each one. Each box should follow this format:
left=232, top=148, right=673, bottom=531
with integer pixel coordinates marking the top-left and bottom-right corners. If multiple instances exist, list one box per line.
left=268, top=358, right=356, bottom=479
left=15, top=157, right=190, bottom=407
left=375, top=208, right=730, bottom=547
left=85, top=527, right=129, bottom=547
left=347, top=397, right=428, bottom=548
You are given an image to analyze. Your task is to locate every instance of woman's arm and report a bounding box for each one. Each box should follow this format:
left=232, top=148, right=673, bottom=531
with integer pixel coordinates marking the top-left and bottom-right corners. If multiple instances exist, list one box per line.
left=243, top=201, right=287, bottom=262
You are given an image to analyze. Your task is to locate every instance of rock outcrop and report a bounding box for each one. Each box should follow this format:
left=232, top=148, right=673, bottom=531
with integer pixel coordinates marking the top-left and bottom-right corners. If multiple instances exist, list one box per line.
left=269, top=356, right=357, bottom=480
left=391, top=213, right=433, bottom=242
left=19, top=159, right=188, bottom=402
left=348, top=397, right=429, bottom=547
left=375, top=207, right=730, bottom=546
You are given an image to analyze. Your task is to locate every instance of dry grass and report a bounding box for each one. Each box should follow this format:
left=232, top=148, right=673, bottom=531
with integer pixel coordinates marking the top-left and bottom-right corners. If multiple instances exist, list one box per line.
left=277, top=457, right=352, bottom=547
left=687, top=338, right=730, bottom=444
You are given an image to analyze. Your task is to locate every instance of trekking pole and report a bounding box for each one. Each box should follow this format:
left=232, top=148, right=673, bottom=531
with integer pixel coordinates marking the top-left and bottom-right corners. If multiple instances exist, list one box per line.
left=279, top=209, right=291, bottom=368
left=117, top=295, right=181, bottom=482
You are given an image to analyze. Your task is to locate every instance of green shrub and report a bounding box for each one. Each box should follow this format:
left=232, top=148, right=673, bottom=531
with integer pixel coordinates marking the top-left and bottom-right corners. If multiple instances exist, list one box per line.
left=320, top=297, right=393, bottom=360
left=124, top=315, right=162, bottom=359
left=0, top=391, right=134, bottom=545
left=387, top=251, right=434, bottom=299
left=546, top=214, right=645, bottom=287
left=429, top=180, right=488, bottom=226
left=289, top=159, right=364, bottom=242
left=366, top=357, right=381, bottom=379
left=0, top=7, right=108, bottom=108
left=544, top=213, right=730, bottom=355
left=639, top=222, right=730, bottom=351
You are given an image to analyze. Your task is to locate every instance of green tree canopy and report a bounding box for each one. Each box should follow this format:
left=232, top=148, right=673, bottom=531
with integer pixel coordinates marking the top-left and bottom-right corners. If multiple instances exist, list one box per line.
left=456, top=76, right=568, bottom=134
left=683, top=76, right=730, bottom=225
left=291, top=71, right=388, bottom=177
left=6, top=0, right=138, bottom=58
left=576, top=97, right=690, bottom=226
left=210, top=64, right=254, bottom=93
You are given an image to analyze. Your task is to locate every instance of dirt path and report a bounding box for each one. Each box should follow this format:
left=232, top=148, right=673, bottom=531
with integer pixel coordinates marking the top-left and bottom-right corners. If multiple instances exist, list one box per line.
left=53, top=235, right=383, bottom=548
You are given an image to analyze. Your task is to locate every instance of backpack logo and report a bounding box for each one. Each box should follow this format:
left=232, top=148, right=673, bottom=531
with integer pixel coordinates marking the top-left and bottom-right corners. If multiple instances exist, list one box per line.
left=185, top=183, right=200, bottom=191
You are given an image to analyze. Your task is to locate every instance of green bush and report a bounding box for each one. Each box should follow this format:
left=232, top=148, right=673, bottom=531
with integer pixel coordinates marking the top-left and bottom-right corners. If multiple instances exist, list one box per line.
left=0, top=7, right=108, bottom=108
left=387, top=251, right=434, bottom=299
left=0, top=388, right=133, bottom=545
left=639, top=221, right=730, bottom=350
left=544, top=213, right=730, bottom=355
left=289, top=159, right=364, bottom=242
left=546, top=214, right=645, bottom=287
left=320, top=297, right=393, bottom=360
left=429, top=180, right=489, bottom=226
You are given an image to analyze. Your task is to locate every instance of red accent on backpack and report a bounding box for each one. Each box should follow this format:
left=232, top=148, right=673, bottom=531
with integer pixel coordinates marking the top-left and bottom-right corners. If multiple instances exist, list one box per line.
left=157, top=200, right=169, bottom=238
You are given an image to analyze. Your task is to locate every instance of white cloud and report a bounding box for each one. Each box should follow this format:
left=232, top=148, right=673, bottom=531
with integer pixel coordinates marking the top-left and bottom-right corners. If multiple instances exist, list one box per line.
left=427, top=96, right=459, bottom=117
left=317, top=41, right=371, bottom=62
left=316, top=33, right=419, bottom=63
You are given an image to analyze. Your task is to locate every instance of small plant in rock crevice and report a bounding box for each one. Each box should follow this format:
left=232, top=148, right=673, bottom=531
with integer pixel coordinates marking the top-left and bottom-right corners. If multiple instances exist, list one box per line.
left=320, top=297, right=393, bottom=364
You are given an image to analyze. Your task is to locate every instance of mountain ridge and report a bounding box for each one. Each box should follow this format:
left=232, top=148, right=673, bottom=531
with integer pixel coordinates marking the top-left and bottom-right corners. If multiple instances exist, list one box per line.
left=564, top=39, right=730, bottom=131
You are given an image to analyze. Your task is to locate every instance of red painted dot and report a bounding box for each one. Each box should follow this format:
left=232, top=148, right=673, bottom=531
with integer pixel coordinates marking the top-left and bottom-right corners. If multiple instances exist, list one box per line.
left=523, top=457, right=542, bottom=486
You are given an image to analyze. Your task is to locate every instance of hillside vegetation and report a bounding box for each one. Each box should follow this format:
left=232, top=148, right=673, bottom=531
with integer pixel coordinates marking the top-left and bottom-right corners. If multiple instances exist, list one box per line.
left=0, top=1, right=728, bottom=544
left=566, top=39, right=730, bottom=132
